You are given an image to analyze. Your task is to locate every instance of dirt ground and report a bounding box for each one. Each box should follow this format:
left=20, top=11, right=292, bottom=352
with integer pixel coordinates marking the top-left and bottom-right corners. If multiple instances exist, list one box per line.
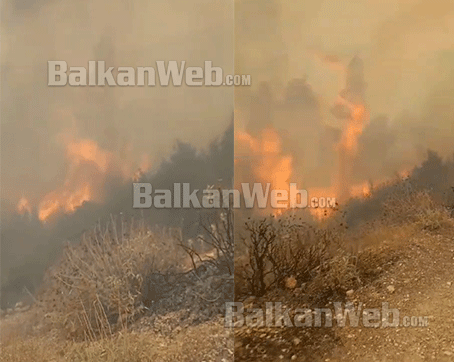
left=235, top=228, right=454, bottom=362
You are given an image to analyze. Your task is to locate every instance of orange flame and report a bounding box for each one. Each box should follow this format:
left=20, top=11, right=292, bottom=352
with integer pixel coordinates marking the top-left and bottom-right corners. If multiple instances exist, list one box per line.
left=335, top=94, right=369, bottom=201
left=336, top=97, right=368, bottom=156
left=31, top=136, right=151, bottom=223
left=66, top=140, right=111, bottom=172
left=37, top=138, right=107, bottom=223
left=236, top=127, right=293, bottom=215
left=38, top=184, right=92, bottom=222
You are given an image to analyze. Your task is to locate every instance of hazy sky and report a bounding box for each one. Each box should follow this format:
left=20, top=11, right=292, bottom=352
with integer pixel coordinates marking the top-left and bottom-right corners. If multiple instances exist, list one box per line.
left=237, top=0, right=454, bottom=122
left=2, top=0, right=454, bottom=206
left=236, top=0, right=454, bottom=169
left=1, top=0, right=234, bottom=205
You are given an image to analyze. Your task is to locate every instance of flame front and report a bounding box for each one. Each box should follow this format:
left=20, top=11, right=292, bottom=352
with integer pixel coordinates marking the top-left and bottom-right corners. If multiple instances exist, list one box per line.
left=66, top=139, right=110, bottom=172
left=338, top=102, right=367, bottom=155
left=38, top=183, right=93, bottom=221
left=15, top=135, right=152, bottom=223
left=236, top=127, right=293, bottom=215
left=36, top=139, right=111, bottom=222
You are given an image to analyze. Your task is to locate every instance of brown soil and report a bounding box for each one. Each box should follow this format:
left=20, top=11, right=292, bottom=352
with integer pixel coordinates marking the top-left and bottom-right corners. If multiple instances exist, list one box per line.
left=235, top=227, right=454, bottom=361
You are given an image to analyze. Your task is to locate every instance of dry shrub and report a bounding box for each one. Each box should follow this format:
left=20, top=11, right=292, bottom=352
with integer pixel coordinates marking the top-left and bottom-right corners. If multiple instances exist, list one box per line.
left=308, top=250, right=359, bottom=298
left=35, top=220, right=184, bottom=341
left=180, top=206, right=234, bottom=276
left=382, top=186, right=453, bottom=230
left=237, top=213, right=403, bottom=303
left=238, top=217, right=277, bottom=297
left=237, top=215, right=349, bottom=298
left=269, top=221, right=340, bottom=289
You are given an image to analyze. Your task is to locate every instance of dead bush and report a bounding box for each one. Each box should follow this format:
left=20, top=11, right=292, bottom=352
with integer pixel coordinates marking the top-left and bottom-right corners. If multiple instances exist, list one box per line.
left=179, top=205, right=234, bottom=276
left=35, top=219, right=184, bottom=341
left=238, top=215, right=348, bottom=298
left=239, top=218, right=278, bottom=297
left=382, top=186, right=452, bottom=230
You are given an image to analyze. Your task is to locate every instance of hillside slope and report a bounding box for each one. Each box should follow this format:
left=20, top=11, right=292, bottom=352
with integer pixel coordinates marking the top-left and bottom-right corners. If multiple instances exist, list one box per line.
left=332, top=229, right=454, bottom=361
left=235, top=213, right=454, bottom=361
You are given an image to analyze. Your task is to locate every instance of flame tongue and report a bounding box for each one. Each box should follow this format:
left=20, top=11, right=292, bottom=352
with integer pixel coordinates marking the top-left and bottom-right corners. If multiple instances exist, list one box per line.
left=14, top=135, right=153, bottom=223
left=339, top=103, right=367, bottom=155
left=236, top=126, right=293, bottom=215
left=66, top=140, right=111, bottom=172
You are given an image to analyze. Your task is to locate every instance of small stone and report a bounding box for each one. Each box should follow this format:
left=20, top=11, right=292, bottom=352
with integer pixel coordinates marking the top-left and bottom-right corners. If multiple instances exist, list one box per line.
left=387, top=285, right=395, bottom=293
left=346, top=289, right=354, bottom=297
left=291, top=355, right=297, bottom=360
left=293, top=337, right=301, bottom=346
left=443, top=351, right=453, bottom=356
left=285, top=276, right=297, bottom=289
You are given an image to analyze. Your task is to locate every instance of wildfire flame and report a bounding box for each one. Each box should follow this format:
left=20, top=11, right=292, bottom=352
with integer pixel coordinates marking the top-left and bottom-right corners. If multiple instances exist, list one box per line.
left=38, top=184, right=93, bottom=222
left=17, top=135, right=152, bottom=223
left=338, top=102, right=367, bottom=155
left=334, top=92, right=369, bottom=201
left=236, top=127, right=293, bottom=215
left=66, top=139, right=111, bottom=172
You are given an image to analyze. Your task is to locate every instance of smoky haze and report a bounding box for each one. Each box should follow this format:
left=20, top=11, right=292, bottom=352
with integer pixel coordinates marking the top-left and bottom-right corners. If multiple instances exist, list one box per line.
left=1, top=0, right=233, bottom=210
left=235, top=0, right=454, bottom=191
left=1, top=0, right=233, bottom=307
left=1, top=124, right=233, bottom=308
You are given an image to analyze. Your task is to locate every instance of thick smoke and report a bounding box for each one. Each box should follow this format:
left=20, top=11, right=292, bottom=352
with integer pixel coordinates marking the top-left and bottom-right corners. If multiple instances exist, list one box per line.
left=1, top=0, right=233, bottom=209
left=1, top=0, right=233, bottom=307
left=1, top=124, right=233, bottom=308
left=235, top=0, right=454, bottom=193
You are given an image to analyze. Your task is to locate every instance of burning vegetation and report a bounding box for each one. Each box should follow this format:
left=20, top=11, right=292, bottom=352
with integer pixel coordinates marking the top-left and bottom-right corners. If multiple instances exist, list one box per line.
left=16, top=137, right=151, bottom=223
left=1, top=128, right=235, bottom=362
left=234, top=37, right=454, bottom=359
left=236, top=127, right=293, bottom=215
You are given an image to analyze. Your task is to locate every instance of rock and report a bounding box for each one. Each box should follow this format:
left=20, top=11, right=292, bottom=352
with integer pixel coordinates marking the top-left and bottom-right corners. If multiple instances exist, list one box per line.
left=387, top=285, right=395, bottom=293
left=346, top=289, right=354, bottom=298
left=293, top=337, right=301, bottom=346
left=291, top=355, right=297, bottom=360
left=285, top=276, right=297, bottom=289
left=294, top=288, right=303, bottom=296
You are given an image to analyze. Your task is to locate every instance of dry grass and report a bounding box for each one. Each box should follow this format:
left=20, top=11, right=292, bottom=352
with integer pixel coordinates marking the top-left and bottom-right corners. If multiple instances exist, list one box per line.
left=25, top=220, right=187, bottom=341
left=0, top=216, right=233, bottom=361
left=382, top=187, right=453, bottom=230
left=236, top=180, right=454, bottom=303
left=0, top=318, right=232, bottom=362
